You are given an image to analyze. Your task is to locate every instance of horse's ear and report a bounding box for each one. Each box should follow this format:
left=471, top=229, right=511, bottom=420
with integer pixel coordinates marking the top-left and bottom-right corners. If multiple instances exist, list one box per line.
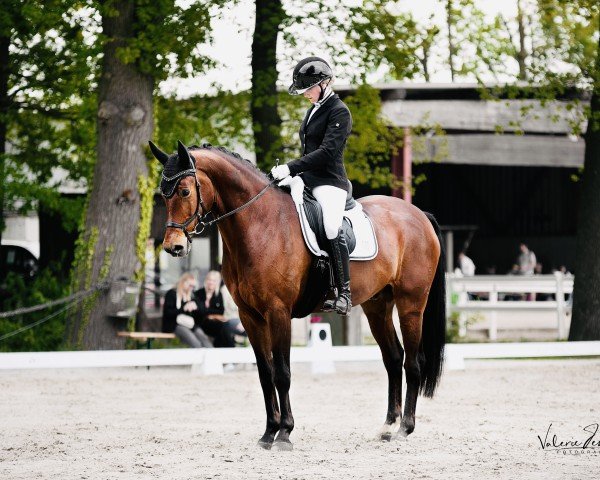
left=148, top=141, right=169, bottom=165
left=177, top=140, right=195, bottom=167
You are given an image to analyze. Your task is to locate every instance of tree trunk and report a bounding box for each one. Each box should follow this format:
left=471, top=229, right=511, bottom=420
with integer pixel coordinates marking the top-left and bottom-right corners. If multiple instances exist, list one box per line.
left=516, top=0, right=528, bottom=81
left=445, top=0, right=456, bottom=82
left=0, top=35, right=10, bottom=267
left=570, top=34, right=600, bottom=341
left=67, top=1, right=154, bottom=349
left=251, top=0, right=285, bottom=170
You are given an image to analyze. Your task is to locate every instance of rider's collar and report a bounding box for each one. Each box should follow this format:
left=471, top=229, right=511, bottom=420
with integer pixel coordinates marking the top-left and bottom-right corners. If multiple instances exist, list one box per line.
left=314, top=88, right=334, bottom=109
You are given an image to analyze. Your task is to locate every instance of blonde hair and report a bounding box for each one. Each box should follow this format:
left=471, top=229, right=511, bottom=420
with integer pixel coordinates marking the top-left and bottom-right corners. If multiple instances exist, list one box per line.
left=176, top=272, right=196, bottom=305
left=204, top=270, right=222, bottom=292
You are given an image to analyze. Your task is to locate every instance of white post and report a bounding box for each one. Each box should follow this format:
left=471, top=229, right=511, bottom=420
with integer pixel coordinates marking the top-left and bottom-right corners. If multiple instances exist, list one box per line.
left=192, top=350, right=224, bottom=375
left=308, top=323, right=335, bottom=374
left=489, top=286, right=498, bottom=341
left=555, top=271, right=566, bottom=340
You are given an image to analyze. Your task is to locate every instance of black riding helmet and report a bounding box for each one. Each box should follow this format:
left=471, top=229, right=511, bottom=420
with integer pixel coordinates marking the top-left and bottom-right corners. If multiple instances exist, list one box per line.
left=288, top=56, right=333, bottom=96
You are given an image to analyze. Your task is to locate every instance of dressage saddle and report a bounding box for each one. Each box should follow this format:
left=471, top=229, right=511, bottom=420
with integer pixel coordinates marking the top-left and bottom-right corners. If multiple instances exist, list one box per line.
left=301, top=186, right=357, bottom=255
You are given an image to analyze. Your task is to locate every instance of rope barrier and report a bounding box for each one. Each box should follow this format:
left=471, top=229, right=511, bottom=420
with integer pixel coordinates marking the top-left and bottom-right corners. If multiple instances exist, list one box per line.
left=0, top=294, right=89, bottom=342
left=0, top=282, right=109, bottom=319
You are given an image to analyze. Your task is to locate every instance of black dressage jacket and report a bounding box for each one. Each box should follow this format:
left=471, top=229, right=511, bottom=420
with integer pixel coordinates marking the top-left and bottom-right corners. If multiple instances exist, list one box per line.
left=287, top=94, right=352, bottom=192
left=192, top=287, right=224, bottom=329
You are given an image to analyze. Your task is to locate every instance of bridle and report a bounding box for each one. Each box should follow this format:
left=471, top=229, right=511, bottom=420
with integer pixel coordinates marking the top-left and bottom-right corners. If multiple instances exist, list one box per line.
left=163, top=160, right=276, bottom=243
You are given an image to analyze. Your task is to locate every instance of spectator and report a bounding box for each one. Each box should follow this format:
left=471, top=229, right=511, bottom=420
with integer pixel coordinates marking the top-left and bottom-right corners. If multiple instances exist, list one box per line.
left=517, top=243, right=536, bottom=276
left=220, top=284, right=247, bottom=345
left=508, top=264, right=520, bottom=275
left=506, top=264, right=523, bottom=300
left=194, top=271, right=238, bottom=348
left=558, top=265, right=572, bottom=277
left=458, top=251, right=476, bottom=276
left=162, top=272, right=213, bottom=348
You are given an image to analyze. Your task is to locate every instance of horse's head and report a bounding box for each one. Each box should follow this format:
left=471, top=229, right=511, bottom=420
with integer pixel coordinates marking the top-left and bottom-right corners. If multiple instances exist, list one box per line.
left=149, top=140, right=215, bottom=257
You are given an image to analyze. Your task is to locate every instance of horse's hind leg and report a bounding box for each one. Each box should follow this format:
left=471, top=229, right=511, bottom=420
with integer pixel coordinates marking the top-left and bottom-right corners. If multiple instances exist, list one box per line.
left=362, top=288, right=404, bottom=441
left=395, top=294, right=427, bottom=437
left=239, top=307, right=280, bottom=449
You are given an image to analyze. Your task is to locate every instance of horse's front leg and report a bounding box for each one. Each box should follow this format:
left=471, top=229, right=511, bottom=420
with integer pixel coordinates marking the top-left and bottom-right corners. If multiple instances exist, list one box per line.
left=269, top=307, right=294, bottom=451
left=240, top=308, right=280, bottom=449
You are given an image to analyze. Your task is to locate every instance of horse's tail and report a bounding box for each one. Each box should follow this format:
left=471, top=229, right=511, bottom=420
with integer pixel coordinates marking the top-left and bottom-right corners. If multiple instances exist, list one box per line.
left=419, top=212, right=446, bottom=398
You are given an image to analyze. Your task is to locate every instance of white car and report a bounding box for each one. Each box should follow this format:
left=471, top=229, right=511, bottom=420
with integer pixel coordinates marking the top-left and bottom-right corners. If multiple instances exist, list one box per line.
left=1, top=240, right=39, bottom=279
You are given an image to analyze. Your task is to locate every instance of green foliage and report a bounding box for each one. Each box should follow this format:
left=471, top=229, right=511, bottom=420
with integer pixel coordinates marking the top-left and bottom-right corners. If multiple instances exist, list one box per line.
left=445, top=311, right=482, bottom=343
left=0, top=266, right=71, bottom=352
left=344, top=84, right=403, bottom=188
left=347, top=1, right=434, bottom=82
left=1, top=1, right=98, bottom=230
left=68, top=226, right=98, bottom=348
left=135, top=158, right=160, bottom=283
left=1, top=0, right=221, bottom=232
left=100, top=0, right=220, bottom=80
left=156, top=91, right=254, bottom=153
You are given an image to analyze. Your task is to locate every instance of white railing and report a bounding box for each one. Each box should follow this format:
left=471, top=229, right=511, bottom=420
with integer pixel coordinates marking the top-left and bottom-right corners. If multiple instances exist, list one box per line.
left=446, top=273, right=573, bottom=340
left=1, top=341, right=600, bottom=374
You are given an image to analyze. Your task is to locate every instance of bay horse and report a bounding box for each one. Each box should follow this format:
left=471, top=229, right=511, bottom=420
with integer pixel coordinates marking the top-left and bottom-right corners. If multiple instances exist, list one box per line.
left=149, top=140, right=446, bottom=450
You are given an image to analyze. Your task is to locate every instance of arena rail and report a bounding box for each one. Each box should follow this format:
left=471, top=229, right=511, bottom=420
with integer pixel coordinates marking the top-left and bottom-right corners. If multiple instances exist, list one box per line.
left=447, top=272, right=573, bottom=340
left=1, top=341, right=599, bottom=374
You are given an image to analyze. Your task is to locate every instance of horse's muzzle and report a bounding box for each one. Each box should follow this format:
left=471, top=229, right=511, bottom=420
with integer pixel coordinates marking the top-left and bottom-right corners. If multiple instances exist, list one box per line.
left=163, top=238, right=190, bottom=257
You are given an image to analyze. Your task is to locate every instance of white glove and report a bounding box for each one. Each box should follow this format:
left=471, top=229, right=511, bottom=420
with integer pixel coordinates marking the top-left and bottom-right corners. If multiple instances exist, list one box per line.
left=277, top=176, right=294, bottom=187
left=271, top=164, right=290, bottom=181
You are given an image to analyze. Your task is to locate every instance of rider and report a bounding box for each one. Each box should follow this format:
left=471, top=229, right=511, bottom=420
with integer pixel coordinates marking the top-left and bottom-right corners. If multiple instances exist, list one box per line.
left=271, top=56, right=353, bottom=315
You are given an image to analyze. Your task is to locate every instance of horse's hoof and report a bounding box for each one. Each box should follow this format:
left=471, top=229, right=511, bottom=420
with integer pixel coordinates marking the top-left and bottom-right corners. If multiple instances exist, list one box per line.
left=379, top=420, right=400, bottom=442
left=257, top=440, right=272, bottom=450
left=272, top=439, right=293, bottom=451
left=399, top=420, right=414, bottom=438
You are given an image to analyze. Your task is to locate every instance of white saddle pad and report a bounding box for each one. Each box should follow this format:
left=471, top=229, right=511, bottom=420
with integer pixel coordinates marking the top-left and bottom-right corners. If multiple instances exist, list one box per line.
left=281, top=176, right=378, bottom=261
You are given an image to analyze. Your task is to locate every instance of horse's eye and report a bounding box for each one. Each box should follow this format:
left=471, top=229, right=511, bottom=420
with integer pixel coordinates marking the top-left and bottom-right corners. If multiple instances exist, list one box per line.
left=181, top=188, right=190, bottom=197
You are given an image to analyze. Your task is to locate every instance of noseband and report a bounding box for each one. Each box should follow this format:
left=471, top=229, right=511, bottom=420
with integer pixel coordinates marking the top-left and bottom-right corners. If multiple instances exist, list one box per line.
left=162, top=161, right=276, bottom=243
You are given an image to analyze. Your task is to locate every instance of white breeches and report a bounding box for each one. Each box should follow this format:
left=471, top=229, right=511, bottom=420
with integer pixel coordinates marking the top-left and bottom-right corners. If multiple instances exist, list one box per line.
left=312, top=185, right=347, bottom=240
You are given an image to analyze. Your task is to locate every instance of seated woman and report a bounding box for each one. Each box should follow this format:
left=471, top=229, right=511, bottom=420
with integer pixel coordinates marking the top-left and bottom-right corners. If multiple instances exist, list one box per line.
left=162, top=272, right=213, bottom=348
left=220, top=284, right=247, bottom=345
left=194, top=270, right=238, bottom=348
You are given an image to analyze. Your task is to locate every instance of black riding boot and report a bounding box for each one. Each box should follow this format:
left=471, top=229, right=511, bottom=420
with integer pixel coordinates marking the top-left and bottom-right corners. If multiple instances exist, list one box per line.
left=323, top=228, right=352, bottom=315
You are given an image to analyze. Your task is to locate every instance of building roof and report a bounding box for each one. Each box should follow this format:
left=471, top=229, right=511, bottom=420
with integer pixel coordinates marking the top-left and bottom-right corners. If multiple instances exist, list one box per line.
left=335, top=82, right=588, bottom=168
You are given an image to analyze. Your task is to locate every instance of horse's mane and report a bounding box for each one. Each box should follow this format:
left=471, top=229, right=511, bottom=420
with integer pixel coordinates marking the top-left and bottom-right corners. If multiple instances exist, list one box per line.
left=190, top=143, right=269, bottom=181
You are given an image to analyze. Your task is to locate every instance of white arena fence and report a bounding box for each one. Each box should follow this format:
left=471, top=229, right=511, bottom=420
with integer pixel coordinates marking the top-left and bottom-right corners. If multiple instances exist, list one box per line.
left=446, top=272, right=573, bottom=340
left=1, top=341, right=600, bottom=375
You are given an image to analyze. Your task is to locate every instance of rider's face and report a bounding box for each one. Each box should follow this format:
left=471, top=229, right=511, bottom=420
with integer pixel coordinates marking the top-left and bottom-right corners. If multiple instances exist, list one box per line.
left=303, top=83, right=323, bottom=104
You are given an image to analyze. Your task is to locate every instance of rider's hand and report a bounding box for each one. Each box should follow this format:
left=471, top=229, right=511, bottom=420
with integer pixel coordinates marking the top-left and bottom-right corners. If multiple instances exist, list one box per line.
left=277, top=176, right=294, bottom=187
left=271, top=164, right=290, bottom=181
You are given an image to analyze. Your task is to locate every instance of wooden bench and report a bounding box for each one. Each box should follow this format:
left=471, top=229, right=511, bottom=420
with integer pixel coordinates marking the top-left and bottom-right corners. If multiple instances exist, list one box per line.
left=117, top=331, right=176, bottom=349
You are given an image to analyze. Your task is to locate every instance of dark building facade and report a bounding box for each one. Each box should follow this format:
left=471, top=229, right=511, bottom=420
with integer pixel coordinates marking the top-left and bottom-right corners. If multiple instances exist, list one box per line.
left=340, top=82, right=588, bottom=274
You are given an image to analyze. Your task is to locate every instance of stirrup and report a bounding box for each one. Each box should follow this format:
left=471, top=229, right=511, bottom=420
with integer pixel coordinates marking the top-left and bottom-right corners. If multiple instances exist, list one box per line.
left=323, top=291, right=351, bottom=314
left=334, top=294, right=352, bottom=315
left=322, top=294, right=337, bottom=312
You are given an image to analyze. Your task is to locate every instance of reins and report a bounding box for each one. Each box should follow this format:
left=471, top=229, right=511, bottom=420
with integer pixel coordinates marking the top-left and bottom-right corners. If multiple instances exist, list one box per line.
left=193, top=179, right=276, bottom=236
left=165, top=167, right=276, bottom=242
